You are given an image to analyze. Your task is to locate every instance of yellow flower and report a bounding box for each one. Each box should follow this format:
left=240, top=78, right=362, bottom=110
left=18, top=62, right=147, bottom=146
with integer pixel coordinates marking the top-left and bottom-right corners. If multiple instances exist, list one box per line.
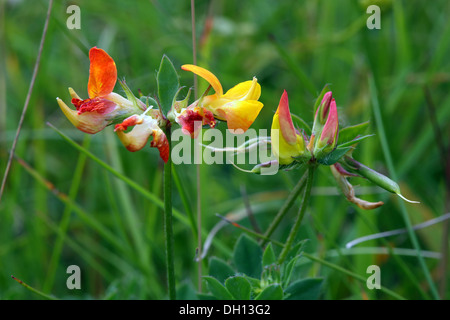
left=271, top=90, right=307, bottom=165
left=177, top=65, right=263, bottom=137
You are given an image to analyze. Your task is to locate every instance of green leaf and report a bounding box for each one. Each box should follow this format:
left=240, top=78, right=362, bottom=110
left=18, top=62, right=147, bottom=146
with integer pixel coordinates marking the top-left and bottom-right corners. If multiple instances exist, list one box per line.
left=284, top=278, right=323, bottom=300
left=176, top=281, right=198, bottom=300
left=233, top=234, right=263, bottom=278
left=208, top=257, right=236, bottom=284
left=262, top=243, right=277, bottom=267
left=140, top=95, right=159, bottom=109
left=285, top=239, right=308, bottom=262
left=243, top=275, right=261, bottom=290
left=255, top=284, right=284, bottom=300
left=337, top=134, right=374, bottom=149
left=203, top=276, right=234, bottom=300
left=337, top=121, right=370, bottom=145
left=157, top=55, right=179, bottom=115
left=317, top=147, right=352, bottom=166
left=281, top=255, right=300, bottom=288
left=225, top=276, right=251, bottom=300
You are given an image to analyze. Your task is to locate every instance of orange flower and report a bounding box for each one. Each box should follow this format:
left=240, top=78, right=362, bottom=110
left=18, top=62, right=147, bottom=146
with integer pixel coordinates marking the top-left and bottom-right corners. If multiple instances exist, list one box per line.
left=57, top=47, right=143, bottom=134
left=176, top=65, right=263, bottom=137
left=57, top=47, right=169, bottom=162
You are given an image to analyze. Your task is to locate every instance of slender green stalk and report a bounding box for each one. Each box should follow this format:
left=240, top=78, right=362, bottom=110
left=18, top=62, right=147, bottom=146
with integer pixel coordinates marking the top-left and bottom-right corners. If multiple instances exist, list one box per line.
left=278, top=165, right=315, bottom=264
left=302, top=252, right=406, bottom=300
left=164, top=126, right=176, bottom=300
left=11, top=276, right=58, bottom=300
left=216, top=214, right=284, bottom=247
left=0, top=0, right=53, bottom=203
left=261, top=170, right=308, bottom=246
left=48, top=123, right=232, bottom=257
left=43, top=135, right=90, bottom=293
left=190, top=0, right=203, bottom=293
left=172, top=164, right=196, bottom=236
left=369, top=75, right=440, bottom=300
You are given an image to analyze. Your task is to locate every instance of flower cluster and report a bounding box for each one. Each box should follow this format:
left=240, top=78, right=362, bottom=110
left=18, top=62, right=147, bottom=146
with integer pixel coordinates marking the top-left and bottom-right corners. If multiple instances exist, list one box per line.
left=57, top=47, right=417, bottom=209
left=57, top=47, right=263, bottom=162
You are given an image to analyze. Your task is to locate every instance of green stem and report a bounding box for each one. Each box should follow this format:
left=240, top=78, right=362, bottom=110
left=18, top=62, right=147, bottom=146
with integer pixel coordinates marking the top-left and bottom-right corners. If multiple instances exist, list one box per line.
left=43, top=135, right=90, bottom=293
left=164, top=125, right=176, bottom=300
left=12, top=275, right=58, bottom=300
left=261, top=169, right=308, bottom=246
left=278, top=164, right=315, bottom=264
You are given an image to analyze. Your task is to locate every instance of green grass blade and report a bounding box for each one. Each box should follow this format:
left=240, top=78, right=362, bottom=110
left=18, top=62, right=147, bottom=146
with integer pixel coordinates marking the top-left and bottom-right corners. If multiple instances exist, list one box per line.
left=369, top=74, right=440, bottom=300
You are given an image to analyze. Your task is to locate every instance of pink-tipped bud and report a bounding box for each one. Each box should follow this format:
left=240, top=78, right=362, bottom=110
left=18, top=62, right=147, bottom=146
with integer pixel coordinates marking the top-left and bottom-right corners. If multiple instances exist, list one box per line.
left=312, top=95, right=339, bottom=160
left=316, top=91, right=333, bottom=125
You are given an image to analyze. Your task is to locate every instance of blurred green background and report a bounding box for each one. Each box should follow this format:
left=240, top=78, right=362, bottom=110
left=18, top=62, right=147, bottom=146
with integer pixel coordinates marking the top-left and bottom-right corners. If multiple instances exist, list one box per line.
left=0, top=0, right=449, bottom=299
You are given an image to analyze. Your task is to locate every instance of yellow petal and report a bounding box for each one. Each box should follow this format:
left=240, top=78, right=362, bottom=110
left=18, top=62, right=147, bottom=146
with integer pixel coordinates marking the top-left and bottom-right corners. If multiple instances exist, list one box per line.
left=68, top=87, right=82, bottom=100
left=181, top=64, right=223, bottom=96
left=222, top=78, right=261, bottom=101
left=215, top=100, right=263, bottom=132
left=271, top=112, right=305, bottom=165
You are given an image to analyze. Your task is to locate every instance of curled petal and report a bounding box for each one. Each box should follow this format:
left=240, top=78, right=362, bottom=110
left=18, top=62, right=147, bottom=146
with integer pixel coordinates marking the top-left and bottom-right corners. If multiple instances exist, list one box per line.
left=72, top=97, right=117, bottom=115
left=150, top=128, right=170, bottom=163
left=181, top=64, right=223, bottom=96
left=57, top=98, right=111, bottom=134
left=222, top=78, right=261, bottom=101
left=215, top=100, right=263, bottom=132
left=115, top=115, right=169, bottom=162
left=88, top=47, right=117, bottom=98
left=176, top=106, right=216, bottom=138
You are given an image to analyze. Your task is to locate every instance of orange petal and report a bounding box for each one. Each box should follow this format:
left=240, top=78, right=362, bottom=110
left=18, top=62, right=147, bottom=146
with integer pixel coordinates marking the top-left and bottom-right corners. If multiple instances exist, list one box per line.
left=216, top=100, right=263, bottom=132
left=150, top=128, right=170, bottom=163
left=276, top=90, right=297, bottom=145
left=181, top=64, right=223, bottom=96
left=88, top=47, right=117, bottom=98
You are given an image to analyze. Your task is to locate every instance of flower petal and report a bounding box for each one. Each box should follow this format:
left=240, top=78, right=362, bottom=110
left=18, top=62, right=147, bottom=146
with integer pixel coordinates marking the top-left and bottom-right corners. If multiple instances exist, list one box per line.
left=222, top=78, right=261, bottom=101
left=72, top=97, right=117, bottom=115
left=150, top=128, right=170, bottom=163
left=276, top=90, right=297, bottom=145
left=115, top=115, right=169, bottom=162
left=88, top=47, right=117, bottom=98
left=319, top=98, right=338, bottom=146
left=271, top=111, right=305, bottom=165
left=181, top=64, right=223, bottom=96
left=215, top=100, right=263, bottom=132
left=57, top=97, right=110, bottom=134
left=176, top=106, right=216, bottom=138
